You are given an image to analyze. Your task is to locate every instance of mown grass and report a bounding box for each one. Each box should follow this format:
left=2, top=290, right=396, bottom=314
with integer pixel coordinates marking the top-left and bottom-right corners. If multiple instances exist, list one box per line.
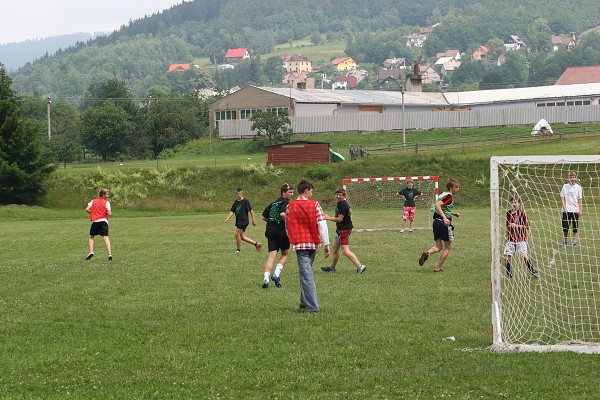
left=2, top=208, right=600, bottom=399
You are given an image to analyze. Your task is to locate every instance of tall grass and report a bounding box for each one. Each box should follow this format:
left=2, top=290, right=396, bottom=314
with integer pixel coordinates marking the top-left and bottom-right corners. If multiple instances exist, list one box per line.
left=2, top=209, right=599, bottom=398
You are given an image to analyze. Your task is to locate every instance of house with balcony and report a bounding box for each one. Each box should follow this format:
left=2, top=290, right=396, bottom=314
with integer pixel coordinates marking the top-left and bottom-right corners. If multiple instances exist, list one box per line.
left=504, top=35, right=526, bottom=51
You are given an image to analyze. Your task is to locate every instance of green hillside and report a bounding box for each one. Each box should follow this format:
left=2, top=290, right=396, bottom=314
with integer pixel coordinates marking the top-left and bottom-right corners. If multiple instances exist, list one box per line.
left=7, top=0, right=600, bottom=98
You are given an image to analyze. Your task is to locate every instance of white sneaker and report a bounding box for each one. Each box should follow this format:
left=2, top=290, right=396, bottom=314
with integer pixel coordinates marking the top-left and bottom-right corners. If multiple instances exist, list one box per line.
left=400, top=229, right=405, bottom=233
left=357, top=264, right=366, bottom=274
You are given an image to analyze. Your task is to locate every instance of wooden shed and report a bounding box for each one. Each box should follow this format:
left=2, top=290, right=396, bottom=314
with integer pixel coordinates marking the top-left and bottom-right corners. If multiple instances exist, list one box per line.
left=267, top=141, right=331, bottom=165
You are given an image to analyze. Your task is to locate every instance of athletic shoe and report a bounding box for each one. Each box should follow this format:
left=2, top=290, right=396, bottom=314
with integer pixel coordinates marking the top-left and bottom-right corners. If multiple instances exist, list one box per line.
left=418, top=251, right=428, bottom=266
left=562, top=241, right=568, bottom=248
left=400, top=229, right=405, bottom=233
left=573, top=242, right=577, bottom=248
left=408, top=230, right=413, bottom=233
left=271, top=274, right=282, bottom=288
left=255, top=242, right=262, bottom=252
left=85, top=252, right=94, bottom=260
left=530, top=269, right=540, bottom=279
left=262, top=279, right=269, bottom=289
left=235, top=249, right=241, bottom=255
left=321, top=266, right=336, bottom=272
left=357, top=264, right=366, bottom=274
left=108, top=254, right=112, bottom=261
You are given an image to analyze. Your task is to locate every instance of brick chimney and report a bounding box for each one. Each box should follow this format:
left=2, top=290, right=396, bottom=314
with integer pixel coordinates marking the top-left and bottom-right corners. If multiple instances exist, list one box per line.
left=405, top=61, right=422, bottom=92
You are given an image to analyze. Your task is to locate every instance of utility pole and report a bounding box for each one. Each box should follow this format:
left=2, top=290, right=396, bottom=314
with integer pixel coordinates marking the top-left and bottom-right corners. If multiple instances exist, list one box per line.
left=400, top=86, right=406, bottom=146
left=46, top=97, right=52, bottom=141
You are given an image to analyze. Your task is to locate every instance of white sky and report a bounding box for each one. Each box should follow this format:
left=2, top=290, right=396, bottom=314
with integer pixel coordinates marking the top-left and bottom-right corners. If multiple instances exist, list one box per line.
left=0, top=0, right=183, bottom=44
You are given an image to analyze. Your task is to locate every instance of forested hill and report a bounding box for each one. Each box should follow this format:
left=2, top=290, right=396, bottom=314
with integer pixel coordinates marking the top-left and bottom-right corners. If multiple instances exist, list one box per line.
left=7, top=0, right=600, bottom=99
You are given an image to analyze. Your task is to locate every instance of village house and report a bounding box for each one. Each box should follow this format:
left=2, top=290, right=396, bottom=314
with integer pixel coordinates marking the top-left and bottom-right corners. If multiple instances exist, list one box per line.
left=555, top=65, right=600, bottom=85
left=282, top=54, right=312, bottom=73
left=331, top=57, right=357, bottom=71
left=405, top=24, right=438, bottom=47
left=504, top=35, right=526, bottom=51
left=332, top=76, right=358, bottom=90
left=419, top=65, right=442, bottom=84
left=436, top=50, right=461, bottom=60
left=282, top=71, right=315, bottom=89
left=471, top=46, right=489, bottom=61
left=382, top=57, right=407, bottom=70
left=168, top=63, right=191, bottom=72
left=225, top=48, right=250, bottom=64
left=551, top=33, right=577, bottom=51
left=436, top=58, right=461, bottom=77
left=378, top=70, right=405, bottom=86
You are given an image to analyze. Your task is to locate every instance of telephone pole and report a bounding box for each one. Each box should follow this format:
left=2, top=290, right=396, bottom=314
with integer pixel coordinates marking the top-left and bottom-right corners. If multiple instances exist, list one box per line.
left=46, top=97, right=52, bottom=141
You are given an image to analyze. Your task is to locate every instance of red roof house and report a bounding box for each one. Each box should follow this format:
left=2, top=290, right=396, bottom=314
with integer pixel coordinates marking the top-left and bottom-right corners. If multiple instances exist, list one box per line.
left=225, top=48, right=250, bottom=64
left=555, top=65, right=600, bottom=85
left=168, top=63, right=191, bottom=72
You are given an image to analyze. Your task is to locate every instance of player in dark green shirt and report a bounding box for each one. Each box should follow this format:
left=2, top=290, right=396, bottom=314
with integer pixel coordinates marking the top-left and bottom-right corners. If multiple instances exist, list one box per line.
left=260, top=183, right=294, bottom=288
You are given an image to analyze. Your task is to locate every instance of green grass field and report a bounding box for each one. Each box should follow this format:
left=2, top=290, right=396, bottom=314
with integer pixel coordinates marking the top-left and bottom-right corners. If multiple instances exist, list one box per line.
left=2, top=207, right=600, bottom=399
left=3, top=126, right=600, bottom=397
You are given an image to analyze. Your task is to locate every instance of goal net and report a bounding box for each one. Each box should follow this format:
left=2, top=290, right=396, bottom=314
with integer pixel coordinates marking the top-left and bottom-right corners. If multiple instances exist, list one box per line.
left=490, top=156, right=600, bottom=353
left=343, top=176, right=438, bottom=232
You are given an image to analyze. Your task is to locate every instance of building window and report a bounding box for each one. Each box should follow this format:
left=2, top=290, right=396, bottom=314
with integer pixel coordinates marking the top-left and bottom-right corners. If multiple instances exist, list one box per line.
left=215, top=110, right=237, bottom=121
left=240, top=109, right=260, bottom=119
left=266, top=107, right=289, bottom=116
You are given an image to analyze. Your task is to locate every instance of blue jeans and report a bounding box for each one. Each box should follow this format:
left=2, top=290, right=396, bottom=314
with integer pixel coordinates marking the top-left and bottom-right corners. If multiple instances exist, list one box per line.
left=296, top=249, right=319, bottom=312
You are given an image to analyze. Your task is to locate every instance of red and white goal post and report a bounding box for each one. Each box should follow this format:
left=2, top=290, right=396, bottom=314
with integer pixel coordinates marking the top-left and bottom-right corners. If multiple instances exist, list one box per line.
left=342, top=176, right=439, bottom=232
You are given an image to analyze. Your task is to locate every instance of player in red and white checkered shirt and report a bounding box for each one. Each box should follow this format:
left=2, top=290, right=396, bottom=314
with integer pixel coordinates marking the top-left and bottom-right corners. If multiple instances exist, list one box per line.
left=286, top=180, right=330, bottom=312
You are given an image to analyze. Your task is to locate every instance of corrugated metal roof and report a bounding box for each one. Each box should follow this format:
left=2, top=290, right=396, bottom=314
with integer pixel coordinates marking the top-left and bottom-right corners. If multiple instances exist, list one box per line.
left=442, top=83, right=600, bottom=105
left=257, top=86, right=449, bottom=106
left=254, top=83, right=600, bottom=108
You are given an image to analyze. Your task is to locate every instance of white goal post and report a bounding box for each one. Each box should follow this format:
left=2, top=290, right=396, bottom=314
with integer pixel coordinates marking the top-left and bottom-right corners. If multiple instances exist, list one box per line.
left=490, top=155, right=600, bottom=353
left=342, top=176, right=438, bottom=232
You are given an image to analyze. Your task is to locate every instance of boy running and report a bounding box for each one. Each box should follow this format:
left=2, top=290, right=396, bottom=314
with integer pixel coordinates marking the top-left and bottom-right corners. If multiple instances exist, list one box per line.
left=85, top=188, right=112, bottom=261
left=261, top=183, right=294, bottom=288
left=321, top=187, right=366, bottom=274
left=225, top=188, right=261, bottom=254
left=418, top=179, right=460, bottom=272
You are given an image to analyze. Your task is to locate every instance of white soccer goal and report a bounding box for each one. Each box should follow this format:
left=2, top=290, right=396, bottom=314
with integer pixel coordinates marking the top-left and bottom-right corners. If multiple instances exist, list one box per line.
left=491, top=156, right=600, bottom=353
left=343, top=176, right=438, bottom=232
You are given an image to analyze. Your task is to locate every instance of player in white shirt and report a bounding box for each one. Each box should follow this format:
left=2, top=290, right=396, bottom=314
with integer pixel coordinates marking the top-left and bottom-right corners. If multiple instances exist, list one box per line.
left=560, top=171, right=583, bottom=247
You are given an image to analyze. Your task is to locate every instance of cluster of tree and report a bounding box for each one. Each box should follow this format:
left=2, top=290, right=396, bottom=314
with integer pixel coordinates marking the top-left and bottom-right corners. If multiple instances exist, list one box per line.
left=16, top=74, right=211, bottom=167
left=0, top=68, right=55, bottom=204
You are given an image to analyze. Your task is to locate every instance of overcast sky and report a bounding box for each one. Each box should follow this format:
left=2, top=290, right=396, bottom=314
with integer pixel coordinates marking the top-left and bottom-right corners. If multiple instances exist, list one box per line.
left=0, top=0, right=183, bottom=44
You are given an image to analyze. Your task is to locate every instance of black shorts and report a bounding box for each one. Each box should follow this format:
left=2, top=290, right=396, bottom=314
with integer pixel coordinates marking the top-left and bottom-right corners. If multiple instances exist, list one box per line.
left=562, top=212, right=579, bottom=232
left=90, top=221, right=109, bottom=236
left=432, top=219, right=453, bottom=242
left=267, top=234, right=290, bottom=252
left=236, top=224, right=248, bottom=231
